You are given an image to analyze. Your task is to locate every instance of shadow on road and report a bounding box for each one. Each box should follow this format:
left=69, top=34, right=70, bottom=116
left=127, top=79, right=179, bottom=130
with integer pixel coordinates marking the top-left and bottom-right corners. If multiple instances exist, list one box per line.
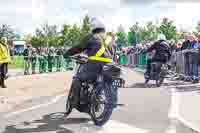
left=175, top=85, right=200, bottom=93
left=126, top=81, right=199, bottom=92
left=3, top=112, right=91, bottom=133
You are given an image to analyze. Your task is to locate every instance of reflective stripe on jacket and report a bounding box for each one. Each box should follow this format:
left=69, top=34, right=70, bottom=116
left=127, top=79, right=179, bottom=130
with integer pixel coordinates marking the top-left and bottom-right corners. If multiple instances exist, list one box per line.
left=88, top=35, right=113, bottom=63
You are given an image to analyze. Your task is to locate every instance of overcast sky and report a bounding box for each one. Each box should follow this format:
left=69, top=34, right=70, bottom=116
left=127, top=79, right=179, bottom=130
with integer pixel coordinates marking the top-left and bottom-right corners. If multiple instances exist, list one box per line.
left=1, top=0, right=200, bottom=35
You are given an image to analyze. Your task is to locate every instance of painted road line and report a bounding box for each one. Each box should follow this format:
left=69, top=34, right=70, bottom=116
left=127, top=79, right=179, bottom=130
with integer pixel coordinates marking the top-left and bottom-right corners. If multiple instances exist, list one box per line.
left=165, top=119, right=179, bottom=133
left=168, top=88, right=180, bottom=119
left=4, top=94, right=66, bottom=118
left=168, top=87, right=200, bottom=133
left=178, top=116, right=200, bottom=133
left=97, top=120, right=150, bottom=133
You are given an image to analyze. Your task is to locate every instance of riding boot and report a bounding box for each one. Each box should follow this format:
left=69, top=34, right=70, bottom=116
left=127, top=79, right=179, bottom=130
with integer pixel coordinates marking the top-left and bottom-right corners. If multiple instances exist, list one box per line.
left=1, top=77, right=6, bottom=88
left=70, top=79, right=81, bottom=107
left=146, top=59, right=151, bottom=74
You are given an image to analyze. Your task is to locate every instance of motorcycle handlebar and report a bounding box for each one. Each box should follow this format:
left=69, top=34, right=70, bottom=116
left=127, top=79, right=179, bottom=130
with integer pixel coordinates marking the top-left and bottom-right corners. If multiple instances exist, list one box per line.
left=70, top=55, right=123, bottom=68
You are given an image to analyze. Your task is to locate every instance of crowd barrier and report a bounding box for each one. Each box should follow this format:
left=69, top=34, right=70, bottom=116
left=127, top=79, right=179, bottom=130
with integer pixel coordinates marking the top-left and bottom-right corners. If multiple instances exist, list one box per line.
left=9, top=55, right=76, bottom=73
left=120, top=49, right=147, bottom=69
left=9, top=50, right=200, bottom=80
left=120, top=49, right=200, bottom=81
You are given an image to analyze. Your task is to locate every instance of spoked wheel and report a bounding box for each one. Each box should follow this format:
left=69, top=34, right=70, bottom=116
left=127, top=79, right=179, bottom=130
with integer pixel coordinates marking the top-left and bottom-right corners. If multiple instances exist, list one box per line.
left=90, top=83, right=113, bottom=126
left=65, top=89, right=73, bottom=117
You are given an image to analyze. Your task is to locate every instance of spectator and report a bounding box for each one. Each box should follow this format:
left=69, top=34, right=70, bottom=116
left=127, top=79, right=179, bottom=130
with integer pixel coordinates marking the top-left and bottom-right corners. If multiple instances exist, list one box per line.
left=0, top=37, right=11, bottom=88
left=39, top=48, right=48, bottom=73
left=176, top=41, right=182, bottom=52
left=23, top=44, right=32, bottom=75
left=56, top=48, right=63, bottom=72
left=31, top=48, right=38, bottom=74
left=48, top=47, right=55, bottom=72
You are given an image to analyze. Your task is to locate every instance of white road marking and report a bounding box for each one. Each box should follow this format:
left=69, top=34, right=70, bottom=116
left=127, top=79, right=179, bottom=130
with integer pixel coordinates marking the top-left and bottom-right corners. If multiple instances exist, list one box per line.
left=167, top=87, right=200, bottom=133
left=96, top=120, right=150, bottom=133
left=165, top=119, right=178, bottom=133
left=178, top=116, right=200, bottom=133
left=4, top=94, right=66, bottom=118
left=168, top=88, right=180, bottom=119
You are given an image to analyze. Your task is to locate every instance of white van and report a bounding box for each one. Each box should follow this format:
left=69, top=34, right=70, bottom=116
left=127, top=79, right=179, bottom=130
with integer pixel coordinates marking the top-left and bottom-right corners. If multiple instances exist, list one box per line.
left=13, top=40, right=26, bottom=55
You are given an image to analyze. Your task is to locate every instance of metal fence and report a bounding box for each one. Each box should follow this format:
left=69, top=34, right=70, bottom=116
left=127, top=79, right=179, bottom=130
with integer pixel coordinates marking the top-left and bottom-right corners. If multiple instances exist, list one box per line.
left=121, top=49, right=200, bottom=81
left=9, top=55, right=76, bottom=74
left=9, top=50, right=200, bottom=80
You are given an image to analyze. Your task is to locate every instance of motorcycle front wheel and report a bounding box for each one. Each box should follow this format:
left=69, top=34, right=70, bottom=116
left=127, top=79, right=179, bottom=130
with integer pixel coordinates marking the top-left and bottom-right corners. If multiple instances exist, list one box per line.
left=65, top=89, right=73, bottom=117
left=90, top=83, right=114, bottom=126
left=156, top=77, right=164, bottom=87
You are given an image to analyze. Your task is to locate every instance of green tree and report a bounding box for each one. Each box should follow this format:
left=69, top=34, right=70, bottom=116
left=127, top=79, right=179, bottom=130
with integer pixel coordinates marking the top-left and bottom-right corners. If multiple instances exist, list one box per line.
left=145, top=21, right=158, bottom=41
left=129, top=22, right=142, bottom=44
left=42, top=24, right=59, bottom=47
left=0, top=24, right=19, bottom=41
left=59, top=24, right=71, bottom=46
left=128, top=31, right=135, bottom=45
left=60, top=24, right=81, bottom=46
left=30, top=28, right=46, bottom=47
left=81, top=15, right=91, bottom=38
left=157, top=18, right=178, bottom=40
left=30, top=24, right=59, bottom=47
left=68, top=24, right=81, bottom=46
left=116, top=32, right=128, bottom=47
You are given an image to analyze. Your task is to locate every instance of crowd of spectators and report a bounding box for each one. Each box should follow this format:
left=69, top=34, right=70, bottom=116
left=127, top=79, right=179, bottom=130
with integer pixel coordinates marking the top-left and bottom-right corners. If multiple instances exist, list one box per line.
left=118, top=33, right=200, bottom=83
left=22, top=45, right=72, bottom=75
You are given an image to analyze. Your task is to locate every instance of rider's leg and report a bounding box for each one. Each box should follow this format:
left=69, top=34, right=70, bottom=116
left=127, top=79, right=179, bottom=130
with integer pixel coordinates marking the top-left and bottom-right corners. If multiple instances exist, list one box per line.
left=146, top=59, right=152, bottom=74
left=70, top=79, right=81, bottom=106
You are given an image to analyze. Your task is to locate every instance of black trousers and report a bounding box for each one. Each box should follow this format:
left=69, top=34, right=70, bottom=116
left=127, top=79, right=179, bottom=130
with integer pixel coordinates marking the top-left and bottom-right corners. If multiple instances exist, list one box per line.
left=146, top=56, right=168, bottom=74
left=70, top=61, right=104, bottom=104
left=0, top=63, right=8, bottom=79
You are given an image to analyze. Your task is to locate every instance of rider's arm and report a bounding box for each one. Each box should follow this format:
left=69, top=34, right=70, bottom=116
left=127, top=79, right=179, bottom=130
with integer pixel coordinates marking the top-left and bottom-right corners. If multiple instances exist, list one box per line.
left=64, top=34, right=92, bottom=57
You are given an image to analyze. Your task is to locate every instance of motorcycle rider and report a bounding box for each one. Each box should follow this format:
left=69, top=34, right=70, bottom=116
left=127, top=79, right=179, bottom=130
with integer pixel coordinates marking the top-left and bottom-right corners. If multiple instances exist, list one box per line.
left=145, top=34, right=171, bottom=75
left=64, top=17, right=113, bottom=107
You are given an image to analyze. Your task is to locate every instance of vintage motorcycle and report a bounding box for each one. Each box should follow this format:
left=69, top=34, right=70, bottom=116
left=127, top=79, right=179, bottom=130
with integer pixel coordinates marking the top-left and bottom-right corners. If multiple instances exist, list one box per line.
left=144, top=52, right=169, bottom=87
left=65, top=55, right=125, bottom=126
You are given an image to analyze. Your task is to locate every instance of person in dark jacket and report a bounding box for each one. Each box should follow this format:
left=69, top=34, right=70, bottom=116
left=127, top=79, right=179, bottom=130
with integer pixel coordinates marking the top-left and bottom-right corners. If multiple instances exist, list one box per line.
left=64, top=17, right=113, bottom=107
left=56, top=48, right=63, bottom=72
left=181, top=35, right=197, bottom=78
left=145, top=34, right=171, bottom=74
left=23, top=44, right=32, bottom=75
left=48, top=47, right=55, bottom=72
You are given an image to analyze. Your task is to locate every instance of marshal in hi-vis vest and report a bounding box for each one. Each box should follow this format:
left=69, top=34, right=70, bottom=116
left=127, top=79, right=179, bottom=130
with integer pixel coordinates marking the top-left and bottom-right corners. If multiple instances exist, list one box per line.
left=0, top=43, right=11, bottom=63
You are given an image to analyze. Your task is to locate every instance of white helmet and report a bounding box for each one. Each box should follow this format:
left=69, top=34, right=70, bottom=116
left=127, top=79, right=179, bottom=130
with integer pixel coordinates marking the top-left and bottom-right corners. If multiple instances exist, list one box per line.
left=90, top=17, right=105, bottom=32
left=157, top=34, right=166, bottom=41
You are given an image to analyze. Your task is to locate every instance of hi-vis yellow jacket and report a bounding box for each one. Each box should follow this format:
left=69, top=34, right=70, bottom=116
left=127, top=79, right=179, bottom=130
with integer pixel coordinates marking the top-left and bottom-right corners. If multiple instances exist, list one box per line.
left=65, top=34, right=114, bottom=63
left=0, top=43, right=11, bottom=63
left=88, top=34, right=113, bottom=63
